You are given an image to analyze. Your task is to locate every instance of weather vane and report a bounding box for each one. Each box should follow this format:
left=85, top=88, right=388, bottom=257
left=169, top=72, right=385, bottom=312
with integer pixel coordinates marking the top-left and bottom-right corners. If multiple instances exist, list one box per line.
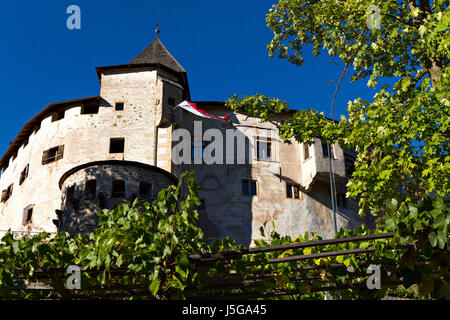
left=155, top=22, right=160, bottom=38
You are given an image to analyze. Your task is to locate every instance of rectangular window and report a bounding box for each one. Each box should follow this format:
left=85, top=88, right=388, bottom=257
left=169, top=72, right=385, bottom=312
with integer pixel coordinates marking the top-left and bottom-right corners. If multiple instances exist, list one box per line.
left=345, top=157, right=355, bottom=177
left=139, top=182, right=152, bottom=198
left=85, top=180, right=96, bottom=197
left=19, top=164, right=29, bottom=185
left=168, top=97, right=176, bottom=107
left=303, top=143, right=310, bottom=160
left=242, top=180, right=257, bottom=196
left=322, top=142, right=335, bottom=158
left=286, top=184, right=301, bottom=199
left=256, top=137, right=272, bottom=161
left=1, top=184, right=13, bottom=203
left=109, top=138, right=125, bottom=154
left=112, top=180, right=126, bottom=198
left=115, top=102, right=124, bottom=111
left=23, top=205, right=34, bottom=225
left=42, top=145, right=64, bottom=164
left=66, top=185, right=75, bottom=202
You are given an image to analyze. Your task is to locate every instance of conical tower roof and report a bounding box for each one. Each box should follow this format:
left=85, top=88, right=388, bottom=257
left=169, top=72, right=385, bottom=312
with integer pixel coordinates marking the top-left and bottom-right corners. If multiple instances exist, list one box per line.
left=129, top=37, right=185, bottom=73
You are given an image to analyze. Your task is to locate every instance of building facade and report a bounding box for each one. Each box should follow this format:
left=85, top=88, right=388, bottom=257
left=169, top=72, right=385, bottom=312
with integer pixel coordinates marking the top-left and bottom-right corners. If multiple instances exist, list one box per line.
left=0, top=35, right=373, bottom=246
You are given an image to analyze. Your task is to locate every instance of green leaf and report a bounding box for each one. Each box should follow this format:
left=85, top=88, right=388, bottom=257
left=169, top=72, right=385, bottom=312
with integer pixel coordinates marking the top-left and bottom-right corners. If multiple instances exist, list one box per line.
left=428, top=232, right=437, bottom=247
left=178, top=254, right=190, bottom=268
left=116, top=254, right=123, bottom=267
left=385, top=216, right=396, bottom=231
left=149, top=277, right=161, bottom=296
left=387, top=199, right=398, bottom=212
left=433, top=214, right=446, bottom=229
left=437, top=231, right=447, bottom=250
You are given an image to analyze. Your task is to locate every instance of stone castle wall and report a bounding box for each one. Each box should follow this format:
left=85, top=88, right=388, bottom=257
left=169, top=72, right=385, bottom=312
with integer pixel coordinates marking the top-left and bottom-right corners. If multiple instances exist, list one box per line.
left=59, top=162, right=176, bottom=235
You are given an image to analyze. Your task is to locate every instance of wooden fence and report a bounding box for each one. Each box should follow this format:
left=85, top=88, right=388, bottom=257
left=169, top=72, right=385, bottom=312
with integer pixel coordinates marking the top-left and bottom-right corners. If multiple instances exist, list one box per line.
left=6, top=232, right=410, bottom=299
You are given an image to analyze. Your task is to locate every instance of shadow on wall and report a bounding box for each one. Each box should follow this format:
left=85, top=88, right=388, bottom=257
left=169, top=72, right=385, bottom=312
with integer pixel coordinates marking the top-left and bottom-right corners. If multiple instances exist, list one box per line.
left=194, top=164, right=254, bottom=247
left=305, top=180, right=376, bottom=231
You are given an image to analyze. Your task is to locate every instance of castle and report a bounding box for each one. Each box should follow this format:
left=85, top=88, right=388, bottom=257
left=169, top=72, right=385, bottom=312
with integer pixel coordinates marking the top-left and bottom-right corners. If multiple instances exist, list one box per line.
left=0, top=33, right=373, bottom=246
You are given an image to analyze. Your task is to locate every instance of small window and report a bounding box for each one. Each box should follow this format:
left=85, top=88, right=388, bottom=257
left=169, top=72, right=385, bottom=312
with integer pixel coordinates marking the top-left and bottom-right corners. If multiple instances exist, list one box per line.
left=112, top=180, right=126, bottom=198
left=256, top=137, right=272, bottom=161
left=23, top=205, right=34, bottom=225
left=168, top=98, right=176, bottom=107
left=42, top=145, right=64, bottom=164
left=196, top=199, right=206, bottom=211
left=345, top=157, right=355, bottom=177
left=85, top=180, right=96, bottom=197
left=322, top=142, right=335, bottom=158
left=286, top=184, right=302, bottom=199
left=1, top=184, right=13, bottom=203
left=303, top=143, right=310, bottom=160
left=66, top=185, right=75, bottom=201
left=109, top=138, right=125, bottom=154
left=139, top=182, right=152, bottom=198
left=115, top=102, right=124, bottom=111
left=19, top=164, right=29, bottom=185
left=337, top=193, right=347, bottom=208
left=52, top=109, right=65, bottom=122
left=242, top=180, right=257, bottom=196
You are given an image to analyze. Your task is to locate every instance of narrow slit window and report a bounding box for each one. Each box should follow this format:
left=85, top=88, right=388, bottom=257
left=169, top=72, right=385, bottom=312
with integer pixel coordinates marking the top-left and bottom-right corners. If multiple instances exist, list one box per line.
left=85, top=180, right=96, bottom=197
left=66, top=185, right=75, bottom=202
left=112, top=180, right=126, bottom=198
left=109, top=138, right=125, bottom=154
left=23, top=205, right=34, bottom=225
left=139, top=182, right=152, bottom=198
left=19, top=164, right=29, bottom=185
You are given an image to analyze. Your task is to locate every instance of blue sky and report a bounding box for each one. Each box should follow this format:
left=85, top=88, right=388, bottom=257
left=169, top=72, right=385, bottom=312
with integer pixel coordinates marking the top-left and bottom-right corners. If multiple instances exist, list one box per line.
left=0, top=0, right=382, bottom=154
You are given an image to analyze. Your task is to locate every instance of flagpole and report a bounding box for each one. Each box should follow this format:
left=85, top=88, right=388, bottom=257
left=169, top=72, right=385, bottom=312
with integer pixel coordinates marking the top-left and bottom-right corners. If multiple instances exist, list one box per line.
left=328, top=143, right=338, bottom=235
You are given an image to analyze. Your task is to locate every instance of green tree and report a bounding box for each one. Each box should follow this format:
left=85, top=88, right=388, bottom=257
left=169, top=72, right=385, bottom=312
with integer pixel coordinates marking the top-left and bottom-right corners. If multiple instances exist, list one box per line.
left=226, top=0, right=449, bottom=298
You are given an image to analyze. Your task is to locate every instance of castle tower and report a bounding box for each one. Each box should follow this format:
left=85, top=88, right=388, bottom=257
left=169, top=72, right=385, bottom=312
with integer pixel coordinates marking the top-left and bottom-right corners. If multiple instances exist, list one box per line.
left=0, top=34, right=186, bottom=237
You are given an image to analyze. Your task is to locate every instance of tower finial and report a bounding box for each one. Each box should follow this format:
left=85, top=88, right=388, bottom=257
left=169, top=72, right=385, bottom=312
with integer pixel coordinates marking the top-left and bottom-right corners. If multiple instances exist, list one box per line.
left=155, top=22, right=160, bottom=39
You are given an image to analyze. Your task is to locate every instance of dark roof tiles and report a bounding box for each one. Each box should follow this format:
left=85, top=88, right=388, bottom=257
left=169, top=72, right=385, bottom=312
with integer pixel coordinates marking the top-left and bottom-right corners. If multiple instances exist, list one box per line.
left=129, top=38, right=185, bottom=73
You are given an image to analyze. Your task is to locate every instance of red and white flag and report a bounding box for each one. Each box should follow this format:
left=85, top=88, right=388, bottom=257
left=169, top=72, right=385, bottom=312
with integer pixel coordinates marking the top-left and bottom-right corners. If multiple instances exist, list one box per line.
left=177, top=101, right=229, bottom=121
